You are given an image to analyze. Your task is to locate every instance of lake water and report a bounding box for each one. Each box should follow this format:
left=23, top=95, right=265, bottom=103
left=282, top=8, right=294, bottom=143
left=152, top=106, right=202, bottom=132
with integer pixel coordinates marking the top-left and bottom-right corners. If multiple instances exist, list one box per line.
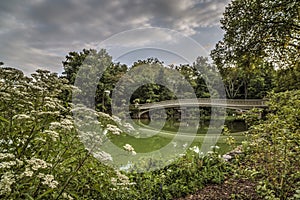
left=108, top=118, right=247, bottom=155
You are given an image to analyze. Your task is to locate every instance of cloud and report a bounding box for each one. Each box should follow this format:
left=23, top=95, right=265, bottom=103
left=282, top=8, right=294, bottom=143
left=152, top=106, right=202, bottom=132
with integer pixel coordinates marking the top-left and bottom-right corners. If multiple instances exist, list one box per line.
left=0, top=0, right=229, bottom=74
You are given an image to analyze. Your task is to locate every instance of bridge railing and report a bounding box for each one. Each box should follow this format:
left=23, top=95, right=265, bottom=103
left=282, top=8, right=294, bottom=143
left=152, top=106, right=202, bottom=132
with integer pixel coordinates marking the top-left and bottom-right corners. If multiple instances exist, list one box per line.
left=137, top=98, right=268, bottom=110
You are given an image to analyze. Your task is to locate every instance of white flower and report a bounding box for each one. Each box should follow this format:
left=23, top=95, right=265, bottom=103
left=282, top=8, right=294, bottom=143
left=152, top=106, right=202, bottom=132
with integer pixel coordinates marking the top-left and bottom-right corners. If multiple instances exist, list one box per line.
left=222, top=154, right=232, bottom=162
left=112, top=116, right=122, bottom=124
left=12, top=114, right=31, bottom=120
left=60, top=118, right=74, bottom=130
left=41, top=174, right=59, bottom=188
left=93, top=151, right=113, bottom=162
left=111, top=177, right=117, bottom=186
left=22, top=168, right=34, bottom=177
left=189, top=146, right=200, bottom=154
left=44, top=130, right=59, bottom=141
left=119, top=162, right=133, bottom=171
left=112, top=170, right=135, bottom=187
left=0, top=161, right=17, bottom=169
left=207, top=151, right=214, bottom=154
left=210, top=145, right=220, bottom=150
left=49, top=122, right=61, bottom=130
left=27, top=158, right=50, bottom=170
left=37, top=173, right=45, bottom=178
left=106, top=124, right=122, bottom=135
left=123, top=144, right=135, bottom=152
left=199, top=152, right=204, bottom=158
left=0, top=172, right=15, bottom=195
left=0, top=153, right=15, bottom=160
left=98, top=112, right=113, bottom=120
left=103, top=129, right=108, bottom=135
left=123, top=123, right=135, bottom=132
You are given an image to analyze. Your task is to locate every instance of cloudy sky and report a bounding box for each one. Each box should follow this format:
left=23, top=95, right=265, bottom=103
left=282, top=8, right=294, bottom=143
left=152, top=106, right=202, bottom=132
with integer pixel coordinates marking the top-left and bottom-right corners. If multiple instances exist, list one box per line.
left=0, top=0, right=230, bottom=74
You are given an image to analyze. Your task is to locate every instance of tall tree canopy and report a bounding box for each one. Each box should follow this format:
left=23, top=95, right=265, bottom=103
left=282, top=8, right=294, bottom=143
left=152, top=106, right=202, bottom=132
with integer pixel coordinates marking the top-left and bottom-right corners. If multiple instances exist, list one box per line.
left=211, top=0, right=299, bottom=69
left=211, top=0, right=299, bottom=97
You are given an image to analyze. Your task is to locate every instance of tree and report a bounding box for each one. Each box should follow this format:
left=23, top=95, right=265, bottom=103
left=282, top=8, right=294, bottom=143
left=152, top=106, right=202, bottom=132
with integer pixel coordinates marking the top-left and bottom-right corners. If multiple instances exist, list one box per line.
left=211, top=0, right=299, bottom=69
left=211, top=0, right=299, bottom=97
left=62, top=49, right=122, bottom=112
left=193, top=56, right=224, bottom=98
left=62, top=49, right=94, bottom=85
left=274, top=64, right=300, bottom=92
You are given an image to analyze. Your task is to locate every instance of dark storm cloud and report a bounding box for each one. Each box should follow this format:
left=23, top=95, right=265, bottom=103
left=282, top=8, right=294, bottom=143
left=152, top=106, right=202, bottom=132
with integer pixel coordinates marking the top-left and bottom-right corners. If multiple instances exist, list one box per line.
left=0, top=0, right=229, bottom=74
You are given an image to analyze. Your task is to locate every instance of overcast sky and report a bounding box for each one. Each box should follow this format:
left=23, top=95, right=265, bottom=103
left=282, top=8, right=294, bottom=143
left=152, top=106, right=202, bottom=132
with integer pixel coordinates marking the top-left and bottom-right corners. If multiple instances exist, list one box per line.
left=0, top=0, right=230, bottom=74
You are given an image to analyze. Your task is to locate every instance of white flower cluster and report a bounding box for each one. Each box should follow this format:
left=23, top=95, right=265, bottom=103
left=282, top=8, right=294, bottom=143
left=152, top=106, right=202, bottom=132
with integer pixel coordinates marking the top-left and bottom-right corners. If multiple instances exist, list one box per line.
left=210, top=145, right=220, bottom=150
left=0, top=153, right=15, bottom=160
left=98, top=112, right=113, bottom=120
left=93, top=151, right=113, bottom=162
left=27, top=157, right=51, bottom=171
left=0, top=172, right=15, bottom=195
left=111, top=170, right=135, bottom=189
left=123, top=144, right=136, bottom=155
left=60, top=117, right=74, bottom=131
left=0, top=153, right=23, bottom=169
left=49, top=116, right=74, bottom=132
left=49, top=122, right=61, bottom=130
left=112, top=116, right=122, bottom=124
left=37, top=111, right=60, bottom=116
left=189, top=146, right=200, bottom=154
left=123, top=123, right=135, bottom=132
left=189, top=146, right=204, bottom=158
left=0, top=160, right=17, bottom=169
left=38, top=173, right=59, bottom=188
left=44, top=130, right=59, bottom=141
left=106, top=124, right=122, bottom=135
left=12, top=114, right=32, bottom=120
left=21, top=167, right=34, bottom=177
left=44, top=97, right=60, bottom=110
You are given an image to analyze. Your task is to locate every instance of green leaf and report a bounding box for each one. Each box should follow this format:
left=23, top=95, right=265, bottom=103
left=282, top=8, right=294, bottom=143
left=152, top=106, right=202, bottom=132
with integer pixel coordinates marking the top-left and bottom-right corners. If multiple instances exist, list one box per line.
left=24, top=193, right=35, bottom=200
left=36, top=189, right=54, bottom=200
left=0, top=115, right=9, bottom=123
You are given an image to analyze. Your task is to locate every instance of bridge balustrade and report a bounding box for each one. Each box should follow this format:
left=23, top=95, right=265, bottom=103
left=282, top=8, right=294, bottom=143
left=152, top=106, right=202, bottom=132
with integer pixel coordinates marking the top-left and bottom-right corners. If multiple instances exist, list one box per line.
left=137, top=98, right=267, bottom=110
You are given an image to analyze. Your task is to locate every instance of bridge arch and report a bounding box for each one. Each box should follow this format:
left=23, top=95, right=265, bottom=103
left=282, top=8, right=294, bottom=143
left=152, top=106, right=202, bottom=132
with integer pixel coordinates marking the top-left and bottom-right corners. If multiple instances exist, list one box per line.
left=134, top=98, right=268, bottom=119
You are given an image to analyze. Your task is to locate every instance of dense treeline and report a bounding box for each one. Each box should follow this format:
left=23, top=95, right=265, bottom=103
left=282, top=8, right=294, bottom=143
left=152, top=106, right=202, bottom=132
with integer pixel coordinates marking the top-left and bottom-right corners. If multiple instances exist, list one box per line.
left=60, top=47, right=298, bottom=115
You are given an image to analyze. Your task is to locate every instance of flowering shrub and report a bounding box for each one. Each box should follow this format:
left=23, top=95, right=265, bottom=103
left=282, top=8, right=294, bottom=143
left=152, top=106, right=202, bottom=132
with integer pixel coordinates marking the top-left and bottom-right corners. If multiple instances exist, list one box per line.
left=241, top=90, right=300, bottom=199
left=0, top=68, right=118, bottom=199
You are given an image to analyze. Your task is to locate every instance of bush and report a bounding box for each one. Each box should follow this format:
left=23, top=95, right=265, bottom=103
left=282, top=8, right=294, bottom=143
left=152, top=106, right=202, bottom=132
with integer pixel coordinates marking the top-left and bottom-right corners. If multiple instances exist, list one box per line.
left=111, top=149, right=231, bottom=200
left=242, top=90, right=300, bottom=199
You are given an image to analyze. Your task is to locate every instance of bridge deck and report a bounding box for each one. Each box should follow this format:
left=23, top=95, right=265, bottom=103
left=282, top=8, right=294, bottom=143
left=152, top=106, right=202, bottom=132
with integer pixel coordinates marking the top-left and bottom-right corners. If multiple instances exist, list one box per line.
left=137, top=98, right=268, bottom=110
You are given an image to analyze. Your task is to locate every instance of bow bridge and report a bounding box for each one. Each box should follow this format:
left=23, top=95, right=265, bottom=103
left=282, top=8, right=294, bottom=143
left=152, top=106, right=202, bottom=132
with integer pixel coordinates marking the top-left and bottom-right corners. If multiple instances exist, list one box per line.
left=134, top=98, right=268, bottom=118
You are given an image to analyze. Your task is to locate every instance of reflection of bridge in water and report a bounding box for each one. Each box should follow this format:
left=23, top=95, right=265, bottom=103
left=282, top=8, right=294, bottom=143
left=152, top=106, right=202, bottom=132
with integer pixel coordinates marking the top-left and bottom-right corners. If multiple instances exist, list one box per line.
left=135, top=98, right=268, bottom=118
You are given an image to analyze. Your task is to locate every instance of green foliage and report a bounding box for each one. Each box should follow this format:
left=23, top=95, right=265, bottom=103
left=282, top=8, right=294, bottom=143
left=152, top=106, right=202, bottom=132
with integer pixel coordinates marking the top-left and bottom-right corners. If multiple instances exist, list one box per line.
left=241, top=108, right=264, bottom=128
left=274, top=65, right=300, bottom=92
left=211, top=0, right=299, bottom=98
left=0, top=66, right=234, bottom=199
left=111, top=149, right=231, bottom=200
left=62, top=49, right=127, bottom=113
left=0, top=67, right=117, bottom=199
left=242, top=90, right=300, bottom=199
left=212, top=0, right=299, bottom=69
left=62, top=50, right=219, bottom=115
